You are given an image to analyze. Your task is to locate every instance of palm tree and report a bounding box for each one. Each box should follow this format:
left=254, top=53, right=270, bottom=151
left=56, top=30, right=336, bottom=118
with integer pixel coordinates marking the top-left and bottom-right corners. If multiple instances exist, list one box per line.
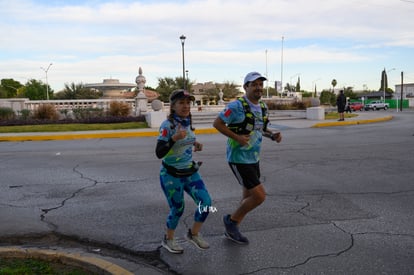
left=219, top=81, right=241, bottom=100
left=331, top=79, right=337, bottom=93
left=55, top=82, right=101, bottom=99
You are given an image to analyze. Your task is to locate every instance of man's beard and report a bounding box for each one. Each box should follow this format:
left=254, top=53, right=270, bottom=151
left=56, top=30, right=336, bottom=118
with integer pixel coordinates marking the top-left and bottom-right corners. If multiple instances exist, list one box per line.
left=252, top=90, right=263, bottom=100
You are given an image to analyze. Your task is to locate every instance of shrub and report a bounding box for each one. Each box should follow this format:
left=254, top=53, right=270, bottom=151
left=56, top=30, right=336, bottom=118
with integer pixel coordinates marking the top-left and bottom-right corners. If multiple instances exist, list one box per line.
left=33, top=104, right=59, bottom=120
left=72, top=107, right=104, bottom=120
left=59, top=109, right=69, bottom=119
left=266, top=101, right=310, bottom=110
left=108, top=101, right=131, bottom=117
left=19, top=109, right=31, bottom=120
left=290, top=101, right=309, bottom=109
left=0, top=107, right=15, bottom=120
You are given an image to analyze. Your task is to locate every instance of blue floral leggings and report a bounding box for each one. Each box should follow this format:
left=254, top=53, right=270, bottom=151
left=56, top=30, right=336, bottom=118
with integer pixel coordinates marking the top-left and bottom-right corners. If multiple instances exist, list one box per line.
left=160, top=168, right=211, bottom=230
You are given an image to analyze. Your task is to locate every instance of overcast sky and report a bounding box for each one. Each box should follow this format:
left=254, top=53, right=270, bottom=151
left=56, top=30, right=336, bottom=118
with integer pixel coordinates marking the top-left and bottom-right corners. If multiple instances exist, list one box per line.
left=1, top=0, right=413, bottom=93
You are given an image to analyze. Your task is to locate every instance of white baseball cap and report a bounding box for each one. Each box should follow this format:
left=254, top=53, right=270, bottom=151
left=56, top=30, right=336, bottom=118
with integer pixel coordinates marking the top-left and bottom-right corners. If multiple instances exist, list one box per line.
left=244, top=72, right=267, bottom=85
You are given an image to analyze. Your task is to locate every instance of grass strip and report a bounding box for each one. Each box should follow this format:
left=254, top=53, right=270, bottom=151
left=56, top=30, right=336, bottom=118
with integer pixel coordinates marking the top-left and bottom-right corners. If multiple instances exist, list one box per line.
left=0, top=122, right=147, bottom=133
left=0, top=258, right=95, bottom=275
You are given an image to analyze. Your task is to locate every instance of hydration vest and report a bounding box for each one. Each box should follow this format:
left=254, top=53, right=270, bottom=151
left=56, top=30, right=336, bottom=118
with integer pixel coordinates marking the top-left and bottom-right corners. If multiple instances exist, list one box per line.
left=228, top=97, right=269, bottom=134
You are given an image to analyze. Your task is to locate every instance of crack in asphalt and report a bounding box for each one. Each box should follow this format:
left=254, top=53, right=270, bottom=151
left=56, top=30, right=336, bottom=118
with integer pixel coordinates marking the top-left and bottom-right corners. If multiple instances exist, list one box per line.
left=34, top=164, right=414, bottom=275
left=240, top=225, right=354, bottom=275
left=272, top=189, right=414, bottom=197
left=40, top=164, right=98, bottom=222
left=35, top=163, right=174, bottom=274
left=238, top=190, right=414, bottom=275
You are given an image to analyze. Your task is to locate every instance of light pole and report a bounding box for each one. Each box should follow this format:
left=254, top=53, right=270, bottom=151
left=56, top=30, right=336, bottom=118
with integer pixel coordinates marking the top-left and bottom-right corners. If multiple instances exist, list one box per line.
left=400, top=71, right=404, bottom=112
left=383, top=67, right=395, bottom=103
left=180, top=35, right=186, bottom=90
left=40, top=63, right=53, bottom=100
left=265, top=49, right=269, bottom=98
left=280, top=36, right=284, bottom=96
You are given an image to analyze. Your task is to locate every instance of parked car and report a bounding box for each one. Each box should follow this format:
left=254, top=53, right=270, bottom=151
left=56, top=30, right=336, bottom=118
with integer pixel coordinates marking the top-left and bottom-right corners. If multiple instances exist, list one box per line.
left=349, top=102, right=364, bottom=111
left=364, top=101, right=389, bottom=111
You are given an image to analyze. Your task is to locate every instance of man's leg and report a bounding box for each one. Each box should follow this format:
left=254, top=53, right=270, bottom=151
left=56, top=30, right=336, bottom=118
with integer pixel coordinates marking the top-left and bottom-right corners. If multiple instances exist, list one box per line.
left=223, top=184, right=266, bottom=244
left=231, top=183, right=266, bottom=224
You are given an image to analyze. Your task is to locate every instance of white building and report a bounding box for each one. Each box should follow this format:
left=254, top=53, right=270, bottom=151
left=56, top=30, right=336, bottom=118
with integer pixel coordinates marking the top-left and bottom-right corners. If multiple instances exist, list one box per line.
left=394, top=83, right=414, bottom=107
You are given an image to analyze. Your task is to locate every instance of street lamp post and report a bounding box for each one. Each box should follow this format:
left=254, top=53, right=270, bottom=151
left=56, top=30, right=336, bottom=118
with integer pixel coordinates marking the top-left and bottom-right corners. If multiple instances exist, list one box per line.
left=265, top=49, right=269, bottom=98
left=400, top=71, right=404, bottom=112
left=383, top=67, right=395, bottom=103
left=280, top=36, right=284, bottom=96
left=40, top=63, right=53, bottom=100
left=180, top=35, right=186, bottom=90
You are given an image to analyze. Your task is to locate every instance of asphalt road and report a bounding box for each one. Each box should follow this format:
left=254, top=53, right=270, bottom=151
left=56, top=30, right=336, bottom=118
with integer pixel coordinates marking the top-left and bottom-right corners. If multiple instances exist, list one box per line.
left=1, top=111, right=413, bottom=274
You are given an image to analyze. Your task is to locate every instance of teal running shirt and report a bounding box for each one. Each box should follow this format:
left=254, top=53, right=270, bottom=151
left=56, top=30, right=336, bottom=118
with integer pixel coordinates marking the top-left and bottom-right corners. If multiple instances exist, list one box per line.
left=157, top=119, right=195, bottom=170
left=218, top=97, right=266, bottom=164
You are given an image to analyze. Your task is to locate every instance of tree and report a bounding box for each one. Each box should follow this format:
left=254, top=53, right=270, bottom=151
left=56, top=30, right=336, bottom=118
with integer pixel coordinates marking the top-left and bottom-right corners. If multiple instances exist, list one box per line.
left=54, top=82, right=102, bottom=99
left=343, top=86, right=357, bottom=100
left=20, top=79, right=53, bottom=100
left=331, top=79, right=337, bottom=92
left=380, top=69, right=387, bottom=92
left=264, top=86, right=277, bottom=98
left=302, top=91, right=313, bottom=98
left=285, top=83, right=294, bottom=92
left=156, top=77, right=180, bottom=102
left=379, top=69, right=393, bottom=93
left=145, top=86, right=157, bottom=91
left=0, top=78, right=23, bottom=98
left=156, top=76, right=193, bottom=102
left=320, top=90, right=336, bottom=105
left=203, top=87, right=219, bottom=104
left=296, top=77, right=301, bottom=93
left=175, top=77, right=192, bottom=93
left=220, top=81, right=241, bottom=100
left=0, top=86, right=5, bottom=98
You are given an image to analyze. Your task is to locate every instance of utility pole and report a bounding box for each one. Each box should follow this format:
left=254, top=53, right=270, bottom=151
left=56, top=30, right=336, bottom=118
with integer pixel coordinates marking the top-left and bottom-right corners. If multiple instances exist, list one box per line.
left=280, top=36, right=284, bottom=96
left=400, top=71, right=404, bottom=111
left=40, top=63, right=53, bottom=100
left=180, top=35, right=186, bottom=90
left=265, top=49, right=269, bottom=98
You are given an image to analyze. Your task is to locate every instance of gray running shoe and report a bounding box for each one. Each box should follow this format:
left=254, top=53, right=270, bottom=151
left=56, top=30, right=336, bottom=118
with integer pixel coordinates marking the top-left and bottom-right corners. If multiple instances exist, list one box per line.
left=185, top=229, right=210, bottom=250
left=223, top=214, right=249, bottom=245
left=161, top=235, right=184, bottom=254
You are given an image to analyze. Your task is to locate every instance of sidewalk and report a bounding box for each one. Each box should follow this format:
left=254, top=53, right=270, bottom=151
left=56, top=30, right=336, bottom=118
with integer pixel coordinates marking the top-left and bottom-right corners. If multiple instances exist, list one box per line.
left=0, top=111, right=393, bottom=142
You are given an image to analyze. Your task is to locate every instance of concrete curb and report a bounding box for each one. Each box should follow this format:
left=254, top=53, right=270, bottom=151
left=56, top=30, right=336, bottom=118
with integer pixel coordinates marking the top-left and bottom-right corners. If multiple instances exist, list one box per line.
left=311, top=115, right=393, bottom=128
left=0, top=116, right=391, bottom=142
left=0, top=128, right=219, bottom=142
left=0, top=131, right=158, bottom=142
left=0, top=247, right=133, bottom=275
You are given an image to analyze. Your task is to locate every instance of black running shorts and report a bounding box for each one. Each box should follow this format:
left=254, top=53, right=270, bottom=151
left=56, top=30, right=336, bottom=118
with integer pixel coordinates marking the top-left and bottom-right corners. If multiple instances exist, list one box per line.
left=228, top=162, right=261, bottom=190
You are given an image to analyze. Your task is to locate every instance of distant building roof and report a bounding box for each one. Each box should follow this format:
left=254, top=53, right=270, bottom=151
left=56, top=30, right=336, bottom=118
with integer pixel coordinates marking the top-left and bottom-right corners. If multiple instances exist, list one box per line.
left=85, top=79, right=136, bottom=99
left=85, top=79, right=136, bottom=90
left=357, top=91, right=392, bottom=99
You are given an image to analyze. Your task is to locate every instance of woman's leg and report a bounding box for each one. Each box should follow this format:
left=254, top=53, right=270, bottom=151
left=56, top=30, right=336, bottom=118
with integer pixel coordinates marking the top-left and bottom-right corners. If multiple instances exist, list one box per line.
left=160, top=171, right=185, bottom=238
left=184, top=173, right=211, bottom=235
